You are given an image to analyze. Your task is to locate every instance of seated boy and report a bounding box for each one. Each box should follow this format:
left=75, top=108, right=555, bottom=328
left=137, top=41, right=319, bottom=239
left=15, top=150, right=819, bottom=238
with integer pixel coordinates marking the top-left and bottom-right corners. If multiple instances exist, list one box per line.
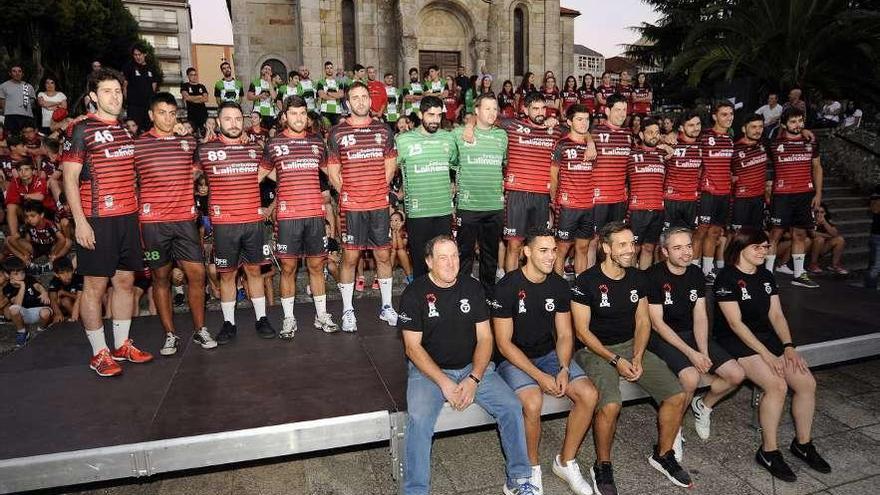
left=48, top=257, right=83, bottom=323
left=2, top=258, right=52, bottom=347
left=6, top=200, right=70, bottom=272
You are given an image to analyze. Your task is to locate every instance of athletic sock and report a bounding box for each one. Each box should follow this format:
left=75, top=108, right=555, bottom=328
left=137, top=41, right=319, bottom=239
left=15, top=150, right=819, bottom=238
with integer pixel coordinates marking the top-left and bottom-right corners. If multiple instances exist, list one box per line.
left=280, top=296, right=295, bottom=318
left=764, top=254, right=777, bottom=271
left=702, top=257, right=715, bottom=275
left=112, top=320, right=131, bottom=348
left=313, top=294, right=327, bottom=317
left=716, top=260, right=725, bottom=269
left=793, top=254, right=806, bottom=278
left=86, top=327, right=108, bottom=355
left=691, top=259, right=701, bottom=266
left=173, top=285, right=184, bottom=295
left=339, top=282, right=354, bottom=312
left=379, top=278, right=393, bottom=307
left=251, top=296, right=267, bottom=320
left=221, top=301, right=236, bottom=325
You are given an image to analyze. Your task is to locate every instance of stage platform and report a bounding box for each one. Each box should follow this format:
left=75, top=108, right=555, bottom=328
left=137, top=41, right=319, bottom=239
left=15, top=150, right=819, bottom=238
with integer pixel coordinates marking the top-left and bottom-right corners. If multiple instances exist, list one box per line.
left=0, top=278, right=878, bottom=494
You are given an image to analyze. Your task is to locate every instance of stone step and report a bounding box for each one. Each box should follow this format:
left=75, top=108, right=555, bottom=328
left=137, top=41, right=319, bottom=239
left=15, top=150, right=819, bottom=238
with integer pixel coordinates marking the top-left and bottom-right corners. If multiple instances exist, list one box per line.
left=823, top=196, right=869, bottom=208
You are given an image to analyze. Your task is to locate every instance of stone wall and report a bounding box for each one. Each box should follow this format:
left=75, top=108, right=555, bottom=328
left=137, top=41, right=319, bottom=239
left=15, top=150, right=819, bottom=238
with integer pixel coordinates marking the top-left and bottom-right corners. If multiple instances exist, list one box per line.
left=822, top=128, right=880, bottom=191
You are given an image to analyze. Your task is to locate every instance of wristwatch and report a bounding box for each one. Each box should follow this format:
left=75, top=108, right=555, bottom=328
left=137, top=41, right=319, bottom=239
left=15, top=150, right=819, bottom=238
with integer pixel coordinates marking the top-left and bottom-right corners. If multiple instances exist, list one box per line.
left=608, top=354, right=621, bottom=367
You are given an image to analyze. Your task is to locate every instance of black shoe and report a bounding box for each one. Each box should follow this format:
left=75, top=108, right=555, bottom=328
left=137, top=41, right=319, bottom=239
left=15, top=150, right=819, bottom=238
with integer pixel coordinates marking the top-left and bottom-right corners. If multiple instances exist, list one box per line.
left=216, top=321, right=237, bottom=345
left=790, top=439, right=831, bottom=474
left=648, top=447, right=693, bottom=488
left=755, top=448, right=797, bottom=482
left=590, top=461, right=618, bottom=495
left=255, top=316, right=276, bottom=339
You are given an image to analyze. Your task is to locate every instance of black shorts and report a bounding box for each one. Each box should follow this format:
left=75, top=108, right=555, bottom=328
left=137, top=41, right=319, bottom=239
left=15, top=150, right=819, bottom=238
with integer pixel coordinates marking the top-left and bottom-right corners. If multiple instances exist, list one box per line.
left=718, top=331, right=784, bottom=359
left=32, top=242, right=53, bottom=259
left=213, top=221, right=268, bottom=272
left=663, top=200, right=698, bottom=230
left=593, top=201, right=627, bottom=233
left=628, top=209, right=664, bottom=244
left=555, top=207, right=594, bottom=241
left=134, top=275, right=152, bottom=291
left=275, top=217, right=327, bottom=258
left=340, top=208, right=390, bottom=250
left=141, top=220, right=204, bottom=269
left=76, top=213, right=144, bottom=277
left=770, top=192, right=815, bottom=229
left=732, top=196, right=766, bottom=231
left=698, top=193, right=730, bottom=227
left=503, top=190, right=550, bottom=240
left=648, top=331, right=736, bottom=374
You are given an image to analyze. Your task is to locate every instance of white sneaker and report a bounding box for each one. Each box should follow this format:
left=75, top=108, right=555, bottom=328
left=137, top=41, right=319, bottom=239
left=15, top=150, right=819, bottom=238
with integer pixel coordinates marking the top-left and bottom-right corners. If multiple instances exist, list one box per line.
left=341, top=309, right=358, bottom=332
left=530, top=465, right=543, bottom=495
left=552, top=455, right=593, bottom=495
left=691, top=396, right=712, bottom=440
left=673, top=428, right=684, bottom=462
left=313, top=313, right=339, bottom=333
left=496, top=268, right=506, bottom=282
left=775, top=264, right=794, bottom=275
left=160, top=332, right=180, bottom=356
left=379, top=304, right=398, bottom=326
left=279, top=316, right=297, bottom=339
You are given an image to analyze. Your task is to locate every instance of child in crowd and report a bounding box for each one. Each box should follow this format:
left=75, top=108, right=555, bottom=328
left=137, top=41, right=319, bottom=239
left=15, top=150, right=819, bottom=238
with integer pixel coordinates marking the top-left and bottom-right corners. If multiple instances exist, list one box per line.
left=2, top=258, right=52, bottom=347
left=390, top=210, right=413, bottom=284
left=6, top=201, right=70, bottom=272
left=48, top=256, right=83, bottom=323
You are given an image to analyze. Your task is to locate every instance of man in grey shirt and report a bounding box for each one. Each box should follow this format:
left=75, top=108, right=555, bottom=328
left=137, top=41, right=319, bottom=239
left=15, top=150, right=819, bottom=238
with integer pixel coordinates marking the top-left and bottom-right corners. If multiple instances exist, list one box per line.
left=0, top=64, right=37, bottom=134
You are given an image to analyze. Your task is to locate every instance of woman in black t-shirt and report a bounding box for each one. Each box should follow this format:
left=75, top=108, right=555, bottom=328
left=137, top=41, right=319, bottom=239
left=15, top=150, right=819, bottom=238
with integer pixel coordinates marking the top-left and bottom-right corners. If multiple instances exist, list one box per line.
left=714, top=228, right=830, bottom=483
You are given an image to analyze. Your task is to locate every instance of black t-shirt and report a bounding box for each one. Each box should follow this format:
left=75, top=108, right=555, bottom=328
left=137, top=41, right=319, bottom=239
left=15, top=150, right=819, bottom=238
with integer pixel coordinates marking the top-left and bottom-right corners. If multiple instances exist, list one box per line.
left=571, top=266, right=648, bottom=345
left=398, top=275, right=489, bottom=369
left=490, top=269, right=571, bottom=359
left=122, top=62, right=158, bottom=107
left=195, top=194, right=209, bottom=216
left=180, top=82, right=208, bottom=122
left=646, top=263, right=705, bottom=335
left=713, top=266, right=778, bottom=341
left=48, top=274, right=84, bottom=294
left=3, top=277, right=44, bottom=308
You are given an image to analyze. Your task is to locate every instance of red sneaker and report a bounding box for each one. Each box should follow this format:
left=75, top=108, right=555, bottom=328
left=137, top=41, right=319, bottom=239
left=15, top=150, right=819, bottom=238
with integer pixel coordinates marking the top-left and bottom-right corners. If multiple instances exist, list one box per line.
left=111, top=339, right=154, bottom=363
left=90, top=349, right=123, bottom=377
left=355, top=276, right=365, bottom=292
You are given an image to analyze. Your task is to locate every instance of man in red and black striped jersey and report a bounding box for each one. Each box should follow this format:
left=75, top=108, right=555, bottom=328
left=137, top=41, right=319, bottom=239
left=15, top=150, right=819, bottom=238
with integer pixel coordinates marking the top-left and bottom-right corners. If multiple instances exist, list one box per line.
left=260, top=95, right=338, bottom=338
left=551, top=104, right=595, bottom=276
left=198, top=101, right=277, bottom=343
left=731, top=114, right=771, bottom=232
left=61, top=68, right=153, bottom=377
left=693, top=102, right=735, bottom=283
left=627, top=118, right=667, bottom=269
left=135, top=92, right=216, bottom=356
left=589, top=93, right=633, bottom=261
left=326, top=83, right=398, bottom=333
left=767, top=107, right=824, bottom=288
left=663, top=111, right=703, bottom=232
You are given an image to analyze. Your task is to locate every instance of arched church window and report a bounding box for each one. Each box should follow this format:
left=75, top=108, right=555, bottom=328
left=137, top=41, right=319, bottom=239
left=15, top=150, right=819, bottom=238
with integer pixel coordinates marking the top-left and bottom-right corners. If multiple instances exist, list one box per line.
left=514, top=6, right=528, bottom=76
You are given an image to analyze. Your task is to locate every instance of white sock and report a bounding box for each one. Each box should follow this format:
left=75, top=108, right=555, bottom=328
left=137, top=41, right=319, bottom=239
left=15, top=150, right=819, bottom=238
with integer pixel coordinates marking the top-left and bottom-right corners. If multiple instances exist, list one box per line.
left=764, top=254, right=776, bottom=271
left=379, top=277, right=393, bottom=307
left=173, top=285, right=184, bottom=295
left=793, top=254, right=806, bottom=278
left=314, top=294, right=327, bottom=317
left=251, top=296, right=267, bottom=320
left=112, top=320, right=131, bottom=348
left=691, top=259, right=701, bottom=266
left=86, top=327, right=108, bottom=355
left=221, top=301, right=236, bottom=325
left=281, top=296, right=295, bottom=318
left=716, top=260, right=725, bottom=269
left=702, top=257, right=714, bottom=275
left=340, top=282, right=354, bottom=312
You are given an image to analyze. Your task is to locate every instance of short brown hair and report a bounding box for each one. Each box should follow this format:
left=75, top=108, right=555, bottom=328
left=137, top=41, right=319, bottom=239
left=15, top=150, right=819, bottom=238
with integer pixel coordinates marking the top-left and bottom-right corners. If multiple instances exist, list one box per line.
left=88, top=68, right=124, bottom=94
left=724, top=227, right=769, bottom=267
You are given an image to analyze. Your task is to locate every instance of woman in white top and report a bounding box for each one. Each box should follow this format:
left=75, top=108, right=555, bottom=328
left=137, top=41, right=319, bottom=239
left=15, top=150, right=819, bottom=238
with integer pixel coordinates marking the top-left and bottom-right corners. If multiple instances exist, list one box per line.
left=37, top=76, right=67, bottom=134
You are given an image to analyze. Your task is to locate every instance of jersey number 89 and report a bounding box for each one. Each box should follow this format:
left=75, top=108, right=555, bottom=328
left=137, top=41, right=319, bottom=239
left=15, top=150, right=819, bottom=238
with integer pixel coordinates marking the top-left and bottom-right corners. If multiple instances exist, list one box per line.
left=207, top=150, right=228, bottom=161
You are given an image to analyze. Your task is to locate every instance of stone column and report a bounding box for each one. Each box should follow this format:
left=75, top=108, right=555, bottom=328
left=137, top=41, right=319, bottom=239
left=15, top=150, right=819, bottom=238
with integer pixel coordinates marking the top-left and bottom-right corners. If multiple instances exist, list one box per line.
left=299, top=0, right=323, bottom=73
left=229, top=0, right=252, bottom=83
left=543, top=0, right=561, bottom=79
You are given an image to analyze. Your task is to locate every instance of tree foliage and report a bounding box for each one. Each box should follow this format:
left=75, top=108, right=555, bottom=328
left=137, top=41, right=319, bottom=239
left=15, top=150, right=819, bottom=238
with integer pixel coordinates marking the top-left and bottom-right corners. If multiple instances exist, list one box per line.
left=627, top=0, right=880, bottom=104
left=0, top=0, right=161, bottom=109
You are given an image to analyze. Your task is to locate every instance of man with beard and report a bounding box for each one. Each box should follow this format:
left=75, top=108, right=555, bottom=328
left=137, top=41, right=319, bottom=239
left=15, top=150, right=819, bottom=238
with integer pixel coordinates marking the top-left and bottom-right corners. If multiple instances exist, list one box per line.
left=731, top=114, right=771, bottom=232
left=214, top=61, right=244, bottom=105
left=198, top=101, right=276, bottom=344
left=767, top=107, right=823, bottom=288
left=62, top=68, right=151, bottom=377
left=571, top=222, right=691, bottom=494
left=663, top=111, right=703, bottom=231
left=260, top=95, right=338, bottom=337
left=366, top=66, right=388, bottom=119
left=326, top=82, right=398, bottom=332
left=401, top=67, right=425, bottom=120
left=135, top=92, right=215, bottom=356
left=395, top=96, right=457, bottom=277
left=297, top=65, right=317, bottom=112
left=627, top=118, right=667, bottom=268
left=317, top=61, right=346, bottom=126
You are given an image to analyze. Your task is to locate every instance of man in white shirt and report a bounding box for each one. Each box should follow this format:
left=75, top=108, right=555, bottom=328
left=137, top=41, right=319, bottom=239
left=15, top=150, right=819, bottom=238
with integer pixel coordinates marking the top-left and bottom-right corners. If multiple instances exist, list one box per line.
left=755, top=93, right=783, bottom=127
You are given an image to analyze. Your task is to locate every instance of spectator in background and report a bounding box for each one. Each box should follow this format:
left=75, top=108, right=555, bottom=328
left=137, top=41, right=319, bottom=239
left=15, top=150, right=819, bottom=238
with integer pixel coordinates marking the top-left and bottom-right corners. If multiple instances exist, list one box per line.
left=862, top=185, right=880, bottom=290
left=124, top=118, right=140, bottom=138
left=3, top=258, right=53, bottom=348
left=122, top=44, right=159, bottom=132
left=214, top=61, right=244, bottom=105
left=37, top=76, right=67, bottom=135
left=455, top=65, right=470, bottom=103
left=83, top=60, right=102, bottom=113
left=843, top=101, right=863, bottom=129
left=181, top=67, right=209, bottom=136
left=755, top=93, right=783, bottom=134
left=48, top=256, right=83, bottom=323
left=808, top=203, right=848, bottom=275
left=817, top=98, right=842, bottom=129
left=0, top=64, right=37, bottom=135
left=5, top=158, right=50, bottom=234
left=7, top=200, right=70, bottom=271
left=783, top=88, right=806, bottom=113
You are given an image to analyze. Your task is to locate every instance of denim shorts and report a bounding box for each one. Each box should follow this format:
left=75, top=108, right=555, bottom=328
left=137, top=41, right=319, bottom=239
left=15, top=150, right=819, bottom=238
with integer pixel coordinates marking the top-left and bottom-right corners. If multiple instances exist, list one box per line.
left=497, top=350, right=587, bottom=393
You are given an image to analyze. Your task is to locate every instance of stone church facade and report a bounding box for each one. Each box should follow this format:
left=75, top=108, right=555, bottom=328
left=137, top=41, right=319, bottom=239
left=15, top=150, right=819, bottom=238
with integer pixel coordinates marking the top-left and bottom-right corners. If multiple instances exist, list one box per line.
left=230, top=0, right=579, bottom=84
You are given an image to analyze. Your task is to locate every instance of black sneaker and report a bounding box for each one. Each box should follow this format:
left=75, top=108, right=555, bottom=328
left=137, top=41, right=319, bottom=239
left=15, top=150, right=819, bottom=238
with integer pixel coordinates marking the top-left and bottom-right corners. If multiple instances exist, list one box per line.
left=216, top=321, right=237, bottom=345
left=590, top=461, right=618, bottom=495
left=755, top=448, right=797, bottom=482
left=192, top=327, right=218, bottom=349
left=790, top=439, right=831, bottom=473
left=255, top=316, right=276, bottom=339
left=648, top=447, right=693, bottom=488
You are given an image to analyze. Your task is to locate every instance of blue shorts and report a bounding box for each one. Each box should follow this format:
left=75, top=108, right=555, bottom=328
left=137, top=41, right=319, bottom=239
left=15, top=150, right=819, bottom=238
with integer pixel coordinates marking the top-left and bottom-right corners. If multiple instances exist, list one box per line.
left=497, top=350, right=588, bottom=393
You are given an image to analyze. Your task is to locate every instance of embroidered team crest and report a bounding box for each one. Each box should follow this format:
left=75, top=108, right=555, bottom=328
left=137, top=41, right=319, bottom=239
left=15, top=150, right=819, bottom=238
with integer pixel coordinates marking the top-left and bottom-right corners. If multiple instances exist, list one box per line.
left=599, top=285, right=611, bottom=308
left=426, top=293, right=439, bottom=318
left=738, top=280, right=751, bottom=300
left=279, top=201, right=287, bottom=212
left=142, top=203, right=151, bottom=214
left=517, top=289, right=527, bottom=314
left=763, top=282, right=772, bottom=294
left=180, top=140, right=190, bottom=152
left=663, top=283, right=673, bottom=305
left=374, top=133, right=383, bottom=144
left=248, top=149, right=257, bottom=159
left=104, top=195, right=114, bottom=208
left=630, top=289, right=639, bottom=303
left=213, top=205, right=221, bottom=216
left=689, top=289, right=698, bottom=302
left=459, top=299, right=471, bottom=314
left=544, top=298, right=555, bottom=312
left=312, top=145, right=319, bottom=155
